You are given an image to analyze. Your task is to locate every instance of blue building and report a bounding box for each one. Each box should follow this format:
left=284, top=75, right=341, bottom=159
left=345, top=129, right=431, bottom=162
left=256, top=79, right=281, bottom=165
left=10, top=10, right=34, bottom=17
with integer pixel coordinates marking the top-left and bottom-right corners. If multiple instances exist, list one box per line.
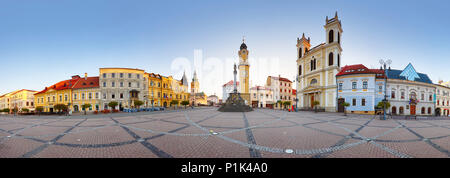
left=336, top=64, right=385, bottom=114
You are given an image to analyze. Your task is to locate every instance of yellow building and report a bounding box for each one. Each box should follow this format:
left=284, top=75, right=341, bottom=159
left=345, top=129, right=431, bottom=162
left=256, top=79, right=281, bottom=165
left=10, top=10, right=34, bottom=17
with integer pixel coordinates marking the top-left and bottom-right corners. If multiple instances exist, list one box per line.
left=171, top=72, right=190, bottom=106
left=34, top=75, right=81, bottom=113
left=71, top=74, right=100, bottom=112
left=0, top=89, right=37, bottom=112
left=297, top=12, right=343, bottom=112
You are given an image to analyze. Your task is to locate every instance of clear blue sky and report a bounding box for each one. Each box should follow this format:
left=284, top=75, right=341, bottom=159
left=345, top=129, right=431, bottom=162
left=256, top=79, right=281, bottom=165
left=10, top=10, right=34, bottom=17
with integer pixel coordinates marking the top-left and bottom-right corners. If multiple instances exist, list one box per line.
left=1, top=0, right=449, bottom=97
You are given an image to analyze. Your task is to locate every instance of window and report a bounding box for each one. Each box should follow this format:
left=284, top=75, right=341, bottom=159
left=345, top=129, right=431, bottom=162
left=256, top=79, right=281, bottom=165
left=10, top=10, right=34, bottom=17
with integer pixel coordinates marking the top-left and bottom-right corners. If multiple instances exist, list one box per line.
left=329, top=30, right=334, bottom=43
left=379, top=86, right=382, bottom=92
left=328, top=52, right=333, bottom=66
left=112, top=94, right=115, bottom=99
left=338, top=32, right=340, bottom=44
left=352, top=98, right=356, bottom=106
left=429, top=95, right=432, bottom=101
left=74, top=94, right=77, bottom=100
left=298, top=65, right=302, bottom=76
left=112, top=82, right=115, bottom=87
left=95, top=93, right=99, bottom=99
left=137, top=74, right=140, bottom=79
left=65, top=95, right=68, bottom=101
left=391, top=91, right=396, bottom=99
left=363, top=81, right=368, bottom=89
left=103, top=73, right=106, bottom=78
left=103, top=93, right=106, bottom=99
left=399, top=107, right=404, bottom=115
left=310, top=79, right=318, bottom=85
left=392, top=106, right=397, bottom=115
left=401, top=92, right=405, bottom=99
left=89, top=93, right=92, bottom=99
left=428, top=107, right=432, bottom=114
left=82, top=93, right=85, bottom=100
left=120, top=93, right=123, bottom=99
left=120, top=73, right=123, bottom=78
left=338, top=83, right=343, bottom=90
left=299, top=48, right=302, bottom=58
left=362, top=99, right=366, bottom=106
left=421, top=93, right=424, bottom=100
left=352, top=82, right=357, bottom=89
left=129, top=82, right=132, bottom=87
left=112, top=73, right=115, bottom=78
left=59, top=95, right=62, bottom=102
left=137, top=82, right=140, bottom=88
left=128, top=73, right=132, bottom=78
left=422, top=107, right=425, bottom=114
left=103, top=82, right=106, bottom=87
left=120, top=82, right=123, bottom=87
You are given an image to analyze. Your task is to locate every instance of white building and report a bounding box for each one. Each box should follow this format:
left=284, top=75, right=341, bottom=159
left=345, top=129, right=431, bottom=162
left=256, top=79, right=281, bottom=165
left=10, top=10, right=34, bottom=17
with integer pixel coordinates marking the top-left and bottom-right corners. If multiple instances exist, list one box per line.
left=250, top=86, right=274, bottom=108
left=207, top=95, right=219, bottom=106
left=436, top=81, right=450, bottom=116
left=386, top=63, right=435, bottom=116
left=222, top=80, right=239, bottom=101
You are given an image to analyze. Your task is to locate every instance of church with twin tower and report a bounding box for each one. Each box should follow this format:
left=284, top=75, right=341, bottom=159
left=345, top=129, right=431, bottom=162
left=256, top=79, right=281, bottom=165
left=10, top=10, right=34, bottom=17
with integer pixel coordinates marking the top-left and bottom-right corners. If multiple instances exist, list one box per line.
left=296, top=12, right=343, bottom=112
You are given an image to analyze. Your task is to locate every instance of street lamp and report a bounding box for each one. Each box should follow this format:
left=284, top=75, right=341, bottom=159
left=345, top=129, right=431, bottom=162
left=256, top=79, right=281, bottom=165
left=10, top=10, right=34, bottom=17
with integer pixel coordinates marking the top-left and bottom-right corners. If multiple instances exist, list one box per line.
left=379, top=59, right=392, bottom=120
left=293, top=76, right=298, bottom=112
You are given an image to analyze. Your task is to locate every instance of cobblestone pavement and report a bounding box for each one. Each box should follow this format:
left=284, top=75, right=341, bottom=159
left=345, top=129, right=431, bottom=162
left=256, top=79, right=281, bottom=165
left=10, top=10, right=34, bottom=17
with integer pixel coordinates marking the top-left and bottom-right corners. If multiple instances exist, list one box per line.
left=1, top=107, right=450, bottom=158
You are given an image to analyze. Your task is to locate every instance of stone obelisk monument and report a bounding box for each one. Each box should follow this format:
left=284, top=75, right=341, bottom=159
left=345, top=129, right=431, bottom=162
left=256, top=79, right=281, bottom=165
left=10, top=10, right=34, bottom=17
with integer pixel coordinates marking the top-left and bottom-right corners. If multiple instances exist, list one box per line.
left=218, top=63, right=253, bottom=112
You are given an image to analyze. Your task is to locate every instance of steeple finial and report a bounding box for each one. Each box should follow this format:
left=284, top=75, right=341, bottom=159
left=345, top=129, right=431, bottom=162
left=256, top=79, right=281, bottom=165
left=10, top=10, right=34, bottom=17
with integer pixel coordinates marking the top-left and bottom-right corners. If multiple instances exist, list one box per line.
left=335, top=11, right=338, bottom=18
left=242, top=36, right=245, bottom=43
left=326, top=16, right=328, bottom=22
left=302, top=33, right=305, bottom=38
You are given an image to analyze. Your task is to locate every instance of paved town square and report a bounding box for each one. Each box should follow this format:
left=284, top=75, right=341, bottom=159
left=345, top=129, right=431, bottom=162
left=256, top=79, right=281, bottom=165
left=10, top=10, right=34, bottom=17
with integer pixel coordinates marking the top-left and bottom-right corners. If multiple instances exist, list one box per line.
left=1, top=107, right=449, bottom=158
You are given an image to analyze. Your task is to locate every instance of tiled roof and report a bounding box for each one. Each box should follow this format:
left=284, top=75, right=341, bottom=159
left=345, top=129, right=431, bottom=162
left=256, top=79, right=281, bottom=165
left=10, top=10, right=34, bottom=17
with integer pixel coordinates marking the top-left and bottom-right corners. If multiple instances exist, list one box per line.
left=270, top=76, right=292, bottom=83
left=223, top=80, right=239, bottom=87
left=34, top=78, right=81, bottom=95
left=336, top=64, right=385, bottom=78
left=72, top=77, right=99, bottom=89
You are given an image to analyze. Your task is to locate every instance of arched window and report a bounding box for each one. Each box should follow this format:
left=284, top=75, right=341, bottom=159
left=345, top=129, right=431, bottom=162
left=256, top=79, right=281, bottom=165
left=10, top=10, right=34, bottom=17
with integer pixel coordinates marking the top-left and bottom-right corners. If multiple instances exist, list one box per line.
left=299, top=48, right=302, bottom=58
left=310, top=79, right=318, bottom=85
left=328, top=52, right=334, bottom=66
left=329, top=30, right=334, bottom=43
left=392, top=106, right=397, bottom=115
left=298, top=65, right=302, bottom=76
left=421, top=107, right=425, bottom=114
left=428, top=107, right=432, bottom=114
left=399, top=106, right=404, bottom=115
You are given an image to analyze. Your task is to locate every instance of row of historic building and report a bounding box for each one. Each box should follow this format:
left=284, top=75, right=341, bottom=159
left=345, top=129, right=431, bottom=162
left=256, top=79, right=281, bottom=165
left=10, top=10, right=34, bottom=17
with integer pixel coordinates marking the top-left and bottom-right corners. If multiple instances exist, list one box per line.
left=295, top=12, right=450, bottom=116
left=0, top=68, right=208, bottom=113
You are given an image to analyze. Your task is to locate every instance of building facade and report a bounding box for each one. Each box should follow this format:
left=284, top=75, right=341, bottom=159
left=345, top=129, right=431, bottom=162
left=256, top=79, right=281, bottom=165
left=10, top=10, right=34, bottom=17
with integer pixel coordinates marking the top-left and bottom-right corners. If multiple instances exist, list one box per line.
left=297, top=12, right=342, bottom=112
left=207, top=95, right=219, bottom=106
left=99, top=68, right=148, bottom=110
left=266, top=76, right=293, bottom=109
left=0, top=89, right=36, bottom=112
left=386, top=63, right=435, bottom=116
left=336, top=64, right=385, bottom=114
left=436, top=81, right=450, bottom=116
left=71, top=75, right=100, bottom=112
left=34, top=75, right=82, bottom=113
left=250, top=86, right=274, bottom=108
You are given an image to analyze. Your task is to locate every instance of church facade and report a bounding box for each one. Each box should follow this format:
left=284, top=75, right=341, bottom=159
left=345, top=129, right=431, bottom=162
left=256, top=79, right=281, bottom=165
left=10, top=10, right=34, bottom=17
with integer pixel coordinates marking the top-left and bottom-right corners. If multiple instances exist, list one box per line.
left=296, top=12, right=343, bottom=112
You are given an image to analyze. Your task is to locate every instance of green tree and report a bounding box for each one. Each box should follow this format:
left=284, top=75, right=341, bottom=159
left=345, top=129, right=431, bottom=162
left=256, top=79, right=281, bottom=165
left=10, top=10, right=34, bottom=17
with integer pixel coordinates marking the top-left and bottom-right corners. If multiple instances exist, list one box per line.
left=134, top=100, right=144, bottom=109
left=377, top=101, right=391, bottom=115
left=283, top=101, right=291, bottom=110
left=35, top=106, right=44, bottom=116
left=21, top=108, right=29, bottom=113
left=54, top=104, right=68, bottom=115
left=313, top=100, right=320, bottom=113
left=81, top=104, right=92, bottom=115
left=170, top=100, right=179, bottom=109
left=342, top=102, right=350, bottom=116
left=0, top=108, right=10, bottom=113
left=108, top=101, right=118, bottom=111
left=181, top=100, right=189, bottom=109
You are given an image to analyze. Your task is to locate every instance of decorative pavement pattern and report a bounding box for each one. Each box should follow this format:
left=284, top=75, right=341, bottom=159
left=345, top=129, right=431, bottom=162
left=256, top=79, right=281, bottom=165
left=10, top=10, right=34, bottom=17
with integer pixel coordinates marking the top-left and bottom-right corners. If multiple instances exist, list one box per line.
left=1, top=107, right=450, bottom=158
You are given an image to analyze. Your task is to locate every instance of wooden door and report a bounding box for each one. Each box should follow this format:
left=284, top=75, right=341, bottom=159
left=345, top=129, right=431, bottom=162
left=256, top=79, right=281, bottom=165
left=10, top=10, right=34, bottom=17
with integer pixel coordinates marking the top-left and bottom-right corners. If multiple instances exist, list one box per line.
left=410, top=105, right=416, bottom=115
left=310, top=95, right=314, bottom=108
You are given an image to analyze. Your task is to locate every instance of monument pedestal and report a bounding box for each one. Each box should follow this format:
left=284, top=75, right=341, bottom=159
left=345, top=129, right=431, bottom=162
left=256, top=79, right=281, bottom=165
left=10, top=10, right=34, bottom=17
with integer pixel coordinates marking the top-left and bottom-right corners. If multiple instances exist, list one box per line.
left=218, top=93, right=253, bottom=112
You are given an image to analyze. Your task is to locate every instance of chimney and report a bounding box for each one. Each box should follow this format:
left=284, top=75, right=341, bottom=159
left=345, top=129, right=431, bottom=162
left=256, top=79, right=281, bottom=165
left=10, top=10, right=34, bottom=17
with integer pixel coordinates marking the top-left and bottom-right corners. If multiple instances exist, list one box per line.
left=85, top=73, right=88, bottom=80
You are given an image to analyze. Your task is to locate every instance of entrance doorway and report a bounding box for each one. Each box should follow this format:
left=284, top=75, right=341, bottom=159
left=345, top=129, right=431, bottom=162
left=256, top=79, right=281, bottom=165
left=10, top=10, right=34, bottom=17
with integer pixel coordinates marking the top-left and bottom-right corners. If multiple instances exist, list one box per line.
left=337, top=98, right=345, bottom=112
left=410, top=105, right=416, bottom=115
left=310, top=95, right=315, bottom=108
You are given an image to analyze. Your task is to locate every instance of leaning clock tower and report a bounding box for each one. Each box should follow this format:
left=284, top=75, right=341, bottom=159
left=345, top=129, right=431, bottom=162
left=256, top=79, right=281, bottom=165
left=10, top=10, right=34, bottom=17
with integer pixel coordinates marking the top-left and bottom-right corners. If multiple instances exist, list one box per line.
left=238, top=38, right=250, bottom=94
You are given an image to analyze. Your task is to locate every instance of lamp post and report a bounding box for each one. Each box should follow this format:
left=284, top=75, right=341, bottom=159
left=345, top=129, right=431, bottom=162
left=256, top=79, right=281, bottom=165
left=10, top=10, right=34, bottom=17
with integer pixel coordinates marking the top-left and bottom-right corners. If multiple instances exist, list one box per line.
left=293, top=76, right=298, bottom=112
left=379, top=59, right=391, bottom=120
